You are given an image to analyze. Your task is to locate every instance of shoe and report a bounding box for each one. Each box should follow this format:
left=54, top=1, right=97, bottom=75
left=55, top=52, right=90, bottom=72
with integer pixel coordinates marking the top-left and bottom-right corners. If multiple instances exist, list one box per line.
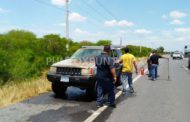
left=122, top=90, right=127, bottom=95
left=129, top=86, right=134, bottom=93
left=109, top=104, right=116, bottom=108
left=122, top=91, right=126, bottom=95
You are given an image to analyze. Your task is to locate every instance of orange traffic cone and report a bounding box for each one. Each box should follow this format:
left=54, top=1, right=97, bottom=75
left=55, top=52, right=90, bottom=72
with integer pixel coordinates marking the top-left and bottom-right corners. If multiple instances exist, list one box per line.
left=141, top=67, right=144, bottom=76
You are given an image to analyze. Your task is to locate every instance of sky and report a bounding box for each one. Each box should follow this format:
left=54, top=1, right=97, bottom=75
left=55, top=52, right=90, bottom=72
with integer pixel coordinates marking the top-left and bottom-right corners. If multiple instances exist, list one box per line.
left=0, top=0, right=190, bottom=51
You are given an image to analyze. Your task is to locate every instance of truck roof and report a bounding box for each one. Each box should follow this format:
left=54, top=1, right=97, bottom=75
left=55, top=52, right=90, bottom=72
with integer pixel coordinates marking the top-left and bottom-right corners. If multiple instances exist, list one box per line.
left=81, top=45, right=124, bottom=50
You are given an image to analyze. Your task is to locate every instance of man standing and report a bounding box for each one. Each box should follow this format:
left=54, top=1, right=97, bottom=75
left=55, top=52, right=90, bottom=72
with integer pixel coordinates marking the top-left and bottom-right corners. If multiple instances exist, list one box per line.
left=95, top=45, right=117, bottom=108
left=120, top=47, right=138, bottom=94
left=147, top=51, right=153, bottom=77
left=149, top=50, right=168, bottom=81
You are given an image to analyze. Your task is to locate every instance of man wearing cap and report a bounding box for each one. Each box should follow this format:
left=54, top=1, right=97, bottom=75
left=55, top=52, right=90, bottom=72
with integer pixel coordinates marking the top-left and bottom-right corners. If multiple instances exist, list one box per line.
left=95, top=45, right=117, bottom=108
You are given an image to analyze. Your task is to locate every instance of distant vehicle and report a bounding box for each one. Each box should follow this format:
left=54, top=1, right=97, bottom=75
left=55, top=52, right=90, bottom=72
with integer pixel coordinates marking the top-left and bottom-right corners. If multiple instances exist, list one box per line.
left=172, top=51, right=183, bottom=60
left=47, top=46, right=122, bottom=97
left=184, top=45, right=190, bottom=58
left=170, top=52, right=174, bottom=57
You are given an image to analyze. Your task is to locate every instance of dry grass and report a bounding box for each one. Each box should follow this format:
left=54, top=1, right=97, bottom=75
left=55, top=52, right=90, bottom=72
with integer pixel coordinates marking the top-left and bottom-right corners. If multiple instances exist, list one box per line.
left=0, top=75, right=51, bottom=108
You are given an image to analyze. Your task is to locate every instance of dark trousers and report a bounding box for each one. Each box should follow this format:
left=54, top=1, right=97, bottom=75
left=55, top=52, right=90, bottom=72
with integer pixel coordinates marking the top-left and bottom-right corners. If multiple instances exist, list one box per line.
left=96, top=79, right=115, bottom=105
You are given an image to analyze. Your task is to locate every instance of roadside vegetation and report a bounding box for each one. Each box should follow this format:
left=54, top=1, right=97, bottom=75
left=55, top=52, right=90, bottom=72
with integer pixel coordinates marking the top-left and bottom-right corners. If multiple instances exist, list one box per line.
left=0, top=74, right=51, bottom=108
left=0, top=30, right=165, bottom=107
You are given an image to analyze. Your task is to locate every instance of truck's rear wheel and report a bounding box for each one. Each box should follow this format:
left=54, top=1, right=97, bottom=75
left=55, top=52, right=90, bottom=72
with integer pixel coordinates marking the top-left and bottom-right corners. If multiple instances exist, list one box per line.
left=52, top=82, right=67, bottom=97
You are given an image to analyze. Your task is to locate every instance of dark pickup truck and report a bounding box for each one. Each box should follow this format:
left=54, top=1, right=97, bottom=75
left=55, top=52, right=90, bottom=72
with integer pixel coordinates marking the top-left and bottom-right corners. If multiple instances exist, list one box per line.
left=47, top=46, right=123, bottom=97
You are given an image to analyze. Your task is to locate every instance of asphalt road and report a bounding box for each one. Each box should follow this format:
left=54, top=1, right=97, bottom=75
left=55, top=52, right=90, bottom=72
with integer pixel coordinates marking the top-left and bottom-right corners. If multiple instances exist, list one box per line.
left=0, top=57, right=190, bottom=122
left=99, top=57, right=190, bottom=122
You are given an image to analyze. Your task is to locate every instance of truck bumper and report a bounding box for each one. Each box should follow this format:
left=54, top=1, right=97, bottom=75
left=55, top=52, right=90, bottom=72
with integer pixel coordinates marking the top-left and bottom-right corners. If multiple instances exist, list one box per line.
left=47, top=73, right=96, bottom=88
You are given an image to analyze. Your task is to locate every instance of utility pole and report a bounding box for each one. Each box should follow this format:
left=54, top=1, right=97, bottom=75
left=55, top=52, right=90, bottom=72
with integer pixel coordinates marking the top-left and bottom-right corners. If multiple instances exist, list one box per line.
left=120, top=37, right=122, bottom=47
left=65, top=0, right=69, bottom=39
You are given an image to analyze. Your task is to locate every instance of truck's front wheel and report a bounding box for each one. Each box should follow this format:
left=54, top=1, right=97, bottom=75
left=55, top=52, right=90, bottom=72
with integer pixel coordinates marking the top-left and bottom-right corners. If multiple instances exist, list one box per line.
left=52, top=82, right=67, bottom=97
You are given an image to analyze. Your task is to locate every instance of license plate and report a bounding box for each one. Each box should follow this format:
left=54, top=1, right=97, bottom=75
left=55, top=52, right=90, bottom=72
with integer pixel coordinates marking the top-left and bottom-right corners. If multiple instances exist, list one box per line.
left=60, top=76, right=69, bottom=82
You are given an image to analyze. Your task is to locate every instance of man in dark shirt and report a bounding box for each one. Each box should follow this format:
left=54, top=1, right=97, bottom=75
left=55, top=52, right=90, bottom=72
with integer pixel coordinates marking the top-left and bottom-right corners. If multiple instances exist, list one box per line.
left=95, top=45, right=117, bottom=108
left=149, top=50, right=168, bottom=81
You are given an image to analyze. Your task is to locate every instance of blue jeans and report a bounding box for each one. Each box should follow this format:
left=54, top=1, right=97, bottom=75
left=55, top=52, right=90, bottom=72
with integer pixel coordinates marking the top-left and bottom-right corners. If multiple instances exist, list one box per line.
left=151, top=64, right=158, bottom=80
left=120, top=72, right=133, bottom=92
left=96, top=79, right=115, bottom=105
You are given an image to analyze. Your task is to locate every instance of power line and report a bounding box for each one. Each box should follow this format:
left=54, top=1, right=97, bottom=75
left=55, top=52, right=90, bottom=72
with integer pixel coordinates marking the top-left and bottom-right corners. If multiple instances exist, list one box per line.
left=32, top=0, right=122, bottom=42
left=79, top=0, right=121, bottom=32
left=33, top=0, right=104, bottom=37
left=82, top=0, right=109, bottom=20
left=33, top=0, right=102, bottom=29
left=33, top=0, right=68, bottom=38
left=95, top=0, right=119, bottom=20
left=33, top=0, right=63, bottom=11
left=79, top=0, right=124, bottom=43
left=95, top=0, right=127, bottom=44
left=73, top=3, right=104, bottom=27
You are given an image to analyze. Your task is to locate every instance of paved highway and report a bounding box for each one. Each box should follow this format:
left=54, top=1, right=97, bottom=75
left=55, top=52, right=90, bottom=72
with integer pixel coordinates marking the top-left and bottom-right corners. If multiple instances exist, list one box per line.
left=96, top=57, right=190, bottom=122
left=0, top=57, right=189, bottom=122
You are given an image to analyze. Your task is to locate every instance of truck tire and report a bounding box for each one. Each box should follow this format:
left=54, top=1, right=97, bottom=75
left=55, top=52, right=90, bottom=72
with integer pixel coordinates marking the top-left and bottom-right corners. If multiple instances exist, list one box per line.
left=52, top=82, right=67, bottom=97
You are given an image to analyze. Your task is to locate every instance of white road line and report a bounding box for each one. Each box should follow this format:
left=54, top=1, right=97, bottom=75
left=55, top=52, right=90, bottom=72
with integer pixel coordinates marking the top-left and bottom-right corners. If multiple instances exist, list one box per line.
left=182, top=65, right=188, bottom=71
left=84, top=68, right=148, bottom=122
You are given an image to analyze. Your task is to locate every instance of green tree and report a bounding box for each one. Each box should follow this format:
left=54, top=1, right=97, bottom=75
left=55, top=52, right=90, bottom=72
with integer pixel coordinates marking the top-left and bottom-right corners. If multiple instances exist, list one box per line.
left=96, top=40, right=112, bottom=46
left=0, top=29, right=156, bottom=85
left=4, top=30, right=37, bottom=49
left=67, top=42, right=81, bottom=57
left=123, top=45, right=152, bottom=57
left=0, top=48, right=10, bottom=84
left=8, top=49, right=40, bottom=80
left=79, top=41, right=95, bottom=46
left=41, top=34, right=68, bottom=57
left=157, top=46, right=164, bottom=54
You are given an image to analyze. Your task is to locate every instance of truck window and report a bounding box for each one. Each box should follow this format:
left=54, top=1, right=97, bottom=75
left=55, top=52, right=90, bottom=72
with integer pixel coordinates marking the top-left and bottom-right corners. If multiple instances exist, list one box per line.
left=116, top=49, right=122, bottom=57
left=111, top=50, right=118, bottom=57
left=71, top=49, right=102, bottom=58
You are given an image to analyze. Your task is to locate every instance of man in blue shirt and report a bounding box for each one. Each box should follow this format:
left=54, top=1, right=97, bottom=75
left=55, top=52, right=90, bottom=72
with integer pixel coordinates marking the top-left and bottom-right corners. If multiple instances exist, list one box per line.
left=95, top=45, right=117, bottom=108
